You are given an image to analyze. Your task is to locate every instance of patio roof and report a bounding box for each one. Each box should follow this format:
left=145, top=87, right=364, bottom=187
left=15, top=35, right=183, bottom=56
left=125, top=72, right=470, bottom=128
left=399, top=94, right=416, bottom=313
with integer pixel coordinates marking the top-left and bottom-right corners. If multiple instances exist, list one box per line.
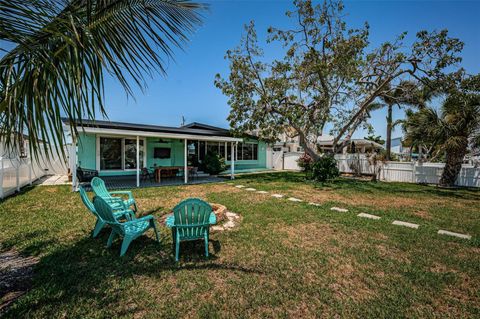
left=63, top=118, right=243, bottom=142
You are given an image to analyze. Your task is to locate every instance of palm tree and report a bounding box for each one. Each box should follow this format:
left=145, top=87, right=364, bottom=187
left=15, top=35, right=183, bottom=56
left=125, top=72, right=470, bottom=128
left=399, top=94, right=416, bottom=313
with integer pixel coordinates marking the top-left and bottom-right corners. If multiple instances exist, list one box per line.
left=377, top=81, right=429, bottom=160
left=403, top=75, right=480, bottom=187
left=0, top=0, right=204, bottom=159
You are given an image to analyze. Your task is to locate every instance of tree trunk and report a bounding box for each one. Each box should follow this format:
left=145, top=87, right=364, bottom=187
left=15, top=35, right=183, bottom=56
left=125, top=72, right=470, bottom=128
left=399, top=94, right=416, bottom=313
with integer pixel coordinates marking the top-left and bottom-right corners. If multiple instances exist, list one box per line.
left=385, top=104, right=393, bottom=161
left=438, top=139, right=468, bottom=187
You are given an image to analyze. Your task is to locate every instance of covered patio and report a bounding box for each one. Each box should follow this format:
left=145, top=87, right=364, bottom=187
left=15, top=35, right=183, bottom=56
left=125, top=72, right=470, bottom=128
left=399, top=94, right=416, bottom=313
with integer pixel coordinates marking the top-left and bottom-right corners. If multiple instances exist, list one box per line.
left=80, top=174, right=226, bottom=190
left=68, top=119, right=245, bottom=191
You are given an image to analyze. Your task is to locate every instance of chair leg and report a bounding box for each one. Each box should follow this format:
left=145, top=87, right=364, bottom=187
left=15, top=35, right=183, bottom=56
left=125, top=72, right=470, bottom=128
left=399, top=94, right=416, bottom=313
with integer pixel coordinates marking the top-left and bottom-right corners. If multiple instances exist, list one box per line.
left=204, top=234, right=209, bottom=258
left=93, top=219, right=105, bottom=238
left=107, top=230, right=116, bottom=248
left=152, top=221, right=160, bottom=242
left=175, top=238, right=180, bottom=262
left=120, top=237, right=133, bottom=257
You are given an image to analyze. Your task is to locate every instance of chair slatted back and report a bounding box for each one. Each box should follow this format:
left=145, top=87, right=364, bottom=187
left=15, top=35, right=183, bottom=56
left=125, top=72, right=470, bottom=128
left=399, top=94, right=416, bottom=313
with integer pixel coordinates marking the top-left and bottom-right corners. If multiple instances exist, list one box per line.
left=173, top=198, right=212, bottom=239
left=93, top=197, right=124, bottom=234
left=79, top=186, right=96, bottom=215
left=91, top=177, right=111, bottom=199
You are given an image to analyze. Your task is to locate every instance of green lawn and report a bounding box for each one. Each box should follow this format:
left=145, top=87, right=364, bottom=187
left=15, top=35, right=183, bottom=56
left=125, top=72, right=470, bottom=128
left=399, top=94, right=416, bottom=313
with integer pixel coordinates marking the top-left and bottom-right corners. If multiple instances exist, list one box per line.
left=1, top=172, right=479, bottom=318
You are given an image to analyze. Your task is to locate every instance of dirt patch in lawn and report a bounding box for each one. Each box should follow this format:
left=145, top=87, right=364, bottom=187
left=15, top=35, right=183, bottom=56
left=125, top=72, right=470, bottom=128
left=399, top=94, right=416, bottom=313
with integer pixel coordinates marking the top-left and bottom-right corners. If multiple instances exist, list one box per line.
left=0, top=249, right=39, bottom=314
left=286, top=184, right=478, bottom=212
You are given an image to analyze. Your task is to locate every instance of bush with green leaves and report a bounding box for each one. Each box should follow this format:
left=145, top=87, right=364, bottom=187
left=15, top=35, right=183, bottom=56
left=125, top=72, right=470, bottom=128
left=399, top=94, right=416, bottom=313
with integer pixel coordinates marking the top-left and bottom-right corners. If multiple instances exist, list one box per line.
left=310, top=155, right=340, bottom=182
left=297, top=153, right=313, bottom=172
left=203, top=152, right=226, bottom=175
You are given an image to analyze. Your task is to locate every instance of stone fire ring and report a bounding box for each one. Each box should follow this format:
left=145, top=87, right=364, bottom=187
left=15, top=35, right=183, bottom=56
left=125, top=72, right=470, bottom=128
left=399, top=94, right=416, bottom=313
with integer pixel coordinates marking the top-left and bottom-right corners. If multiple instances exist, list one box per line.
left=210, top=203, right=241, bottom=232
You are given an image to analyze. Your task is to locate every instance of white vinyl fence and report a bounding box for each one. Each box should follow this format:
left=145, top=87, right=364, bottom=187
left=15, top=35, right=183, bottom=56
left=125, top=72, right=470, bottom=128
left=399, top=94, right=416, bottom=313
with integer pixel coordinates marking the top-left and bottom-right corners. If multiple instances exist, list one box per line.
left=0, top=150, right=69, bottom=199
left=272, top=152, right=480, bottom=188
left=335, top=154, right=480, bottom=188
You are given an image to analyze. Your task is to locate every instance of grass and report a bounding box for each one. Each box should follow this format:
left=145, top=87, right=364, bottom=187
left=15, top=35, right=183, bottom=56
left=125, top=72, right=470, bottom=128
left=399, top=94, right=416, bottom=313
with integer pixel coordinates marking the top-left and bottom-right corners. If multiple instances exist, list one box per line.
left=0, top=172, right=479, bottom=318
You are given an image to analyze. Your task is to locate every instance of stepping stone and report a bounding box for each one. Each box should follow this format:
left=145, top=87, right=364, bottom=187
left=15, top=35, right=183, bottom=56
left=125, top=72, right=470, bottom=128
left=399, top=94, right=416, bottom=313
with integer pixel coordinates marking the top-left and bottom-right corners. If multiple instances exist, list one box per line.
left=257, top=190, right=268, bottom=194
left=211, top=226, right=224, bottom=231
left=245, top=188, right=256, bottom=191
left=235, top=185, right=245, bottom=188
left=308, top=202, right=321, bottom=207
left=357, top=213, right=381, bottom=220
left=271, top=194, right=284, bottom=198
left=287, top=197, right=302, bottom=202
left=438, top=230, right=471, bottom=240
left=331, top=207, right=348, bottom=213
left=392, top=220, right=419, bottom=229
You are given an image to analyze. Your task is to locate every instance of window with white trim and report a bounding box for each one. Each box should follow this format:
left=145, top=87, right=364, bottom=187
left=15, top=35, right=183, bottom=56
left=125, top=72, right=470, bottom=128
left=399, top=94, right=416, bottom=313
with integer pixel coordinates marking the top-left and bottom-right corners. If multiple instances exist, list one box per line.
left=99, top=137, right=144, bottom=171
left=236, top=142, right=258, bottom=160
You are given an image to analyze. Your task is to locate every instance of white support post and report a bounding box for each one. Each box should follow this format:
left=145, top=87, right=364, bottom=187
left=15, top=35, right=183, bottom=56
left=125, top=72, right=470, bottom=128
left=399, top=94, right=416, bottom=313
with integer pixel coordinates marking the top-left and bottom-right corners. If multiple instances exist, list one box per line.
left=71, top=137, right=77, bottom=192
left=136, top=136, right=140, bottom=187
left=230, top=142, right=235, bottom=180
left=184, top=139, right=188, bottom=184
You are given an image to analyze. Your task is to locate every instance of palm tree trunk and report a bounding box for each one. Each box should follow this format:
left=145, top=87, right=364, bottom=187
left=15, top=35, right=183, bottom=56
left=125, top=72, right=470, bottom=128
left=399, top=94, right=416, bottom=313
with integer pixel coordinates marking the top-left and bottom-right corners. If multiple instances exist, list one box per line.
left=439, top=139, right=468, bottom=187
left=385, top=104, right=393, bottom=161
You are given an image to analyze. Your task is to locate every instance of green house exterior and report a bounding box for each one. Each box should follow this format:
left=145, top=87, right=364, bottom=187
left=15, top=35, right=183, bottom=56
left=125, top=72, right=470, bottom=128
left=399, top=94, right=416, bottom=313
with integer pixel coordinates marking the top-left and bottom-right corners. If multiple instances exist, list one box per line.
left=69, top=120, right=270, bottom=182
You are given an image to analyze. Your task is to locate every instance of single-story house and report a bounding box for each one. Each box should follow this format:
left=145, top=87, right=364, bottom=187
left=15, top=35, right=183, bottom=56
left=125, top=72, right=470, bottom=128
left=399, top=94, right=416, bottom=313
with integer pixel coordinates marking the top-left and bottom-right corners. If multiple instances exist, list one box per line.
left=64, top=119, right=270, bottom=189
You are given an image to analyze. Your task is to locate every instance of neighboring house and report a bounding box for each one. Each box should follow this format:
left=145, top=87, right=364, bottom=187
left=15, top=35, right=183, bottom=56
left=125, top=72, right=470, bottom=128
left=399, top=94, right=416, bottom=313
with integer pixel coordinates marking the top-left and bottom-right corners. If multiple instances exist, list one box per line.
left=318, top=138, right=384, bottom=154
left=66, top=119, right=270, bottom=187
left=272, top=131, right=304, bottom=153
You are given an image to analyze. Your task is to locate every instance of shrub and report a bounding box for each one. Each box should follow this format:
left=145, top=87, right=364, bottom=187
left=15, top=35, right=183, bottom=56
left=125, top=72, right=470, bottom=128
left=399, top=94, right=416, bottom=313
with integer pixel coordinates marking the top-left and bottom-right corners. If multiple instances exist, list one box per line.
left=203, top=152, right=226, bottom=175
left=310, top=155, right=340, bottom=182
left=297, top=153, right=313, bottom=172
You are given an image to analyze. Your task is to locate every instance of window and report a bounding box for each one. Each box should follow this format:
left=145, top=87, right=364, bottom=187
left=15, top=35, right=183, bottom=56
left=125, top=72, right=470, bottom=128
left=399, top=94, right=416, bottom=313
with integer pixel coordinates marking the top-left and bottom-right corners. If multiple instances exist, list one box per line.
left=100, top=137, right=122, bottom=170
left=99, top=137, right=145, bottom=171
left=124, top=139, right=144, bottom=169
left=236, top=142, right=258, bottom=160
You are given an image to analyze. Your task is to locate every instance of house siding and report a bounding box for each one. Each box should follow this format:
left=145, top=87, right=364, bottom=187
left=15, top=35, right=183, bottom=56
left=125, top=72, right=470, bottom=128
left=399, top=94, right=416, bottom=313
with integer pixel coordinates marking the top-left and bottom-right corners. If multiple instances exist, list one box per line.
left=77, top=133, right=267, bottom=175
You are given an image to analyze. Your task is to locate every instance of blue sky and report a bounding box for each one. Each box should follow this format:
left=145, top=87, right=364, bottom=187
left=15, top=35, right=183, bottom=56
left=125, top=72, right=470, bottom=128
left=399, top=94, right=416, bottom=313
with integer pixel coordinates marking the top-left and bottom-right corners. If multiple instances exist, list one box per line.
left=25, top=0, right=480, bottom=140
left=102, top=0, right=480, bottom=140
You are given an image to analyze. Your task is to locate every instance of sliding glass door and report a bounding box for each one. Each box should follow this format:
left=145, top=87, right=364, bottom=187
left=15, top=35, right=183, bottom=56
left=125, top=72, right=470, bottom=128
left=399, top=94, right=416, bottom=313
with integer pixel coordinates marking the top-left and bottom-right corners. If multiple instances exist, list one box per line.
left=99, top=136, right=145, bottom=171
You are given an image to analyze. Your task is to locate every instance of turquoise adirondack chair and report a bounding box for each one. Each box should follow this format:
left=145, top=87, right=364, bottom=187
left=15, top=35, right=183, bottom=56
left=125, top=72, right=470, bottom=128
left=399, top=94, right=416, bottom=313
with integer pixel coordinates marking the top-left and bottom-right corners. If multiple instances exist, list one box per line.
left=91, top=177, right=137, bottom=212
left=93, top=196, right=160, bottom=256
left=79, top=186, right=134, bottom=237
left=169, top=198, right=214, bottom=261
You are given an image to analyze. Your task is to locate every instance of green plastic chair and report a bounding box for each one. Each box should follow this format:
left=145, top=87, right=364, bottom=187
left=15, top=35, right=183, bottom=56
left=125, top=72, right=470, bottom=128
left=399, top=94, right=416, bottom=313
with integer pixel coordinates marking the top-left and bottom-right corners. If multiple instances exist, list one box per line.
left=79, top=186, right=134, bottom=238
left=91, top=177, right=137, bottom=212
left=170, top=198, right=213, bottom=261
left=93, top=196, right=160, bottom=256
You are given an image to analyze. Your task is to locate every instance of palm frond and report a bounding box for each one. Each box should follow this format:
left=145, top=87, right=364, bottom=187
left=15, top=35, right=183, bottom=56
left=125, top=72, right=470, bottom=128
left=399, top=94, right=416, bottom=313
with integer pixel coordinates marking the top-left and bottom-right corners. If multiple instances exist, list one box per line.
left=0, top=0, right=205, bottom=160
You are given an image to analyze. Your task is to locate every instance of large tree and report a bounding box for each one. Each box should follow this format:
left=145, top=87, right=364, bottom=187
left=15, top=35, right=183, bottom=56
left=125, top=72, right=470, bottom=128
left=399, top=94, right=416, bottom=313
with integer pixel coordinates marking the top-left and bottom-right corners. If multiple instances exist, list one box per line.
left=215, top=0, right=463, bottom=160
left=0, top=0, right=204, bottom=158
left=402, top=74, right=480, bottom=187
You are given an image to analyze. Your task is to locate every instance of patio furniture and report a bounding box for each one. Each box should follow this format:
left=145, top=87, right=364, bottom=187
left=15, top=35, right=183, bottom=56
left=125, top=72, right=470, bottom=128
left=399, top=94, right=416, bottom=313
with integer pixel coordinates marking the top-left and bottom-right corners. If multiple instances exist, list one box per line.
left=188, top=167, right=199, bottom=180
left=166, top=198, right=215, bottom=261
left=93, top=196, right=160, bottom=256
left=77, top=166, right=98, bottom=182
left=141, top=167, right=155, bottom=182
left=154, top=166, right=193, bottom=183
left=91, top=177, right=137, bottom=212
left=79, top=186, right=134, bottom=237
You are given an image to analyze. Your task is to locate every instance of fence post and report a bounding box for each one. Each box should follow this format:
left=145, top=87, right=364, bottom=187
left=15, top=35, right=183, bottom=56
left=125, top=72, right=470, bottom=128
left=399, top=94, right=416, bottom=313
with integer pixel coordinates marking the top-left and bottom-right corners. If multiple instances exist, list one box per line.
left=16, top=160, right=20, bottom=192
left=412, top=161, right=416, bottom=183
left=0, top=157, right=4, bottom=199
left=29, top=159, right=33, bottom=185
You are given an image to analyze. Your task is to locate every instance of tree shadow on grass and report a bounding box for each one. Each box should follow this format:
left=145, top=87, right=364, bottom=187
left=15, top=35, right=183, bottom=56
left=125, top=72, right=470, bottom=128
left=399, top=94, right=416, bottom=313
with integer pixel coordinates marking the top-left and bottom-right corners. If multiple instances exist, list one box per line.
left=2, top=229, right=263, bottom=318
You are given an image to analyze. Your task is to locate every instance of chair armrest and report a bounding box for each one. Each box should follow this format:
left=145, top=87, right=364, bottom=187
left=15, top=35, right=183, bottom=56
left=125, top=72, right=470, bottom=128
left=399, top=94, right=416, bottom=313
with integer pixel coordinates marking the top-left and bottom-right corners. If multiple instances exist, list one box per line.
left=174, top=223, right=211, bottom=228
left=110, top=191, right=134, bottom=201
left=122, top=215, right=155, bottom=226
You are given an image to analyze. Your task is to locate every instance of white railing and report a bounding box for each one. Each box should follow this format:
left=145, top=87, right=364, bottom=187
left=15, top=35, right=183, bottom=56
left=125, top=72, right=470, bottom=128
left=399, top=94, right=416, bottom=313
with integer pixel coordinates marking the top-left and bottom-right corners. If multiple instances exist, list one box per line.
left=0, top=149, right=69, bottom=199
